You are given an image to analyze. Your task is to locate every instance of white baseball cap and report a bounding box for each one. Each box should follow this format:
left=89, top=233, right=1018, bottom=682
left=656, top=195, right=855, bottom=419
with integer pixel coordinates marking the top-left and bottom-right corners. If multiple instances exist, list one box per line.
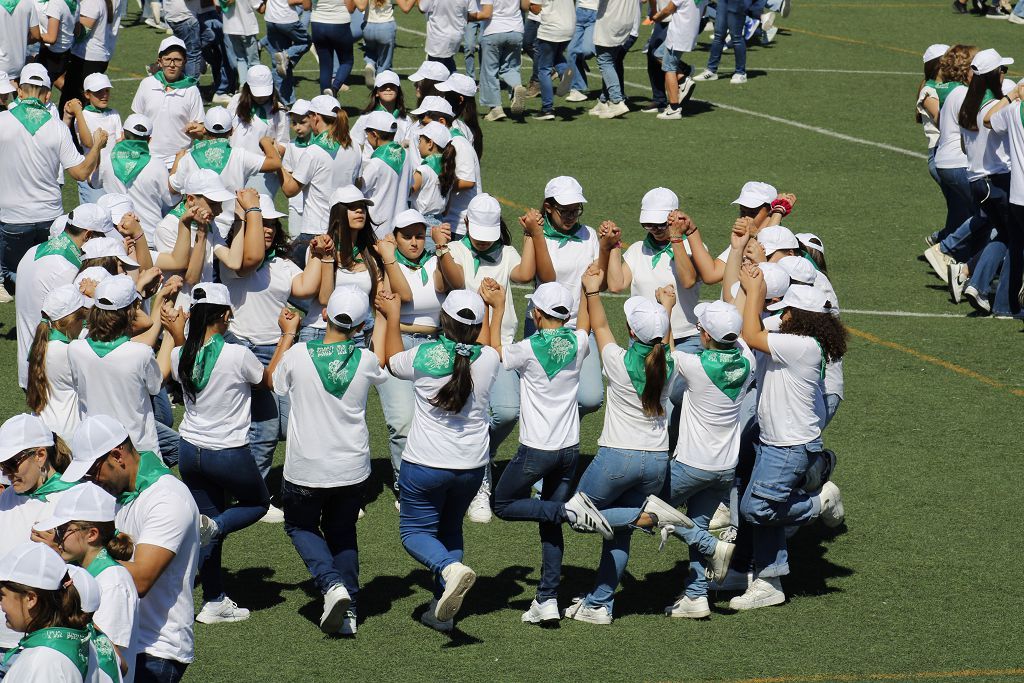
left=466, top=193, right=502, bottom=242
left=544, top=176, right=587, bottom=205
left=123, top=113, right=153, bottom=137
left=695, top=300, right=743, bottom=343
left=256, top=193, right=286, bottom=220
left=795, top=232, right=824, bottom=253
left=732, top=181, right=777, bottom=209
left=67, top=203, right=114, bottom=234
left=757, top=225, right=800, bottom=256
left=64, top=415, right=131, bottom=482
left=410, top=95, right=456, bottom=119
left=0, top=71, right=15, bottom=95
left=83, top=73, right=112, bottom=93
left=624, top=296, right=669, bottom=344
left=419, top=121, right=451, bottom=148
left=442, top=289, right=486, bottom=325
left=777, top=254, right=817, bottom=285
left=409, top=61, right=451, bottom=83
left=531, top=282, right=572, bottom=320
left=394, top=208, right=427, bottom=231
left=33, top=482, right=117, bottom=532
left=182, top=168, right=235, bottom=202
left=204, top=106, right=233, bottom=134
left=326, top=284, right=370, bottom=329
left=288, top=99, right=311, bottom=116
left=67, top=565, right=101, bottom=613
left=437, top=73, right=477, bottom=97
left=640, top=187, right=679, bottom=225
left=0, top=542, right=67, bottom=591
left=0, top=414, right=53, bottom=464
left=83, top=237, right=138, bottom=268
left=767, top=283, right=833, bottom=313
left=363, top=110, right=398, bottom=133
left=330, top=184, right=373, bottom=207
left=308, top=94, right=340, bottom=117
left=374, top=70, right=401, bottom=89
left=246, top=64, right=274, bottom=97
left=971, top=48, right=1014, bottom=75
left=43, top=283, right=87, bottom=322
left=19, top=63, right=51, bottom=89
left=93, top=274, right=141, bottom=311
left=759, top=261, right=791, bottom=299
left=191, top=281, right=233, bottom=309
left=97, top=193, right=136, bottom=226
left=158, top=36, right=187, bottom=55
left=49, top=214, right=69, bottom=240
left=923, top=44, right=949, bottom=62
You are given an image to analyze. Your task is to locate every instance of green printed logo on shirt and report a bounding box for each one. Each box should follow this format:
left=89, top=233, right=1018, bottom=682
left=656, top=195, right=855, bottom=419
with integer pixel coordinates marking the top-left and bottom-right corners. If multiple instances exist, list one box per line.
left=934, top=80, right=963, bottom=109
left=110, top=139, right=152, bottom=186
left=84, top=548, right=120, bottom=578
left=87, top=624, right=121, bottom=683
left=371, top=141, right=406, bottom=176
left=190, top=138, right=232, bottom=173
left=9, top=97, right=50, bottom=135
left=699, top=347, right=751, bottom=400
left=306, top=340, right=361, bottom=398
left=1, top=628, right=89, bottom=678
left=35, top=232, right=83, bottom=268
left=529, top=328, right=578, bottom=379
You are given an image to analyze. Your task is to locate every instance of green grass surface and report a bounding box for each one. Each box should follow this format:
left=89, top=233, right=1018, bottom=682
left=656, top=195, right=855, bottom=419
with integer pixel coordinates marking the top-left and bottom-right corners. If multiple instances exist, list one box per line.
left=3, top=3, right=1024, bottom=681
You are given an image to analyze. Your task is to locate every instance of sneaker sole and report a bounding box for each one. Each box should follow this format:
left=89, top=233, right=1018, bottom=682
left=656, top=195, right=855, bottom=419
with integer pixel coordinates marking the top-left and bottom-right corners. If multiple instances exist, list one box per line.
left=320, top=593, right=351, bottom=633
left=576, top=491, right=614, bottom=540
left=679, top=79, right=696, bottom=107
left=556, top=69, right=574, bottom=97
left=708, top=542, right=736, bottom=583
left=923, top=248, right=951, bottom=283
left=948, top=265, right=967, bottom=304
left=510, top=86, right=527, bottom=115
left=965, top=291, right=991, bottom=315
left=436, top=567, right=476, bottom=622
left=666, top=606, right=711, bottom=619
left=522, top=610, right=560, bottom=624
left=196, top=612, right=250, bottom=624
left=729, top=592, right=786, bottom=610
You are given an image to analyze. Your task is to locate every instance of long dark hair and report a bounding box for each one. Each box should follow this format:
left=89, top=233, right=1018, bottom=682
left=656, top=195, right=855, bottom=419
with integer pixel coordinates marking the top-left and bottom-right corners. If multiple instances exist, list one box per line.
left=27, top=312, right=83, bottom=414
left=802, top=247, right=828, bottom=275
left=958, top=68, right=1001, bottom=132
left=431, top=311, right=482, bottom=413
left=916, top=56, right=943, bottom=123
left=177, top=302, right=231, bottom=403
left=779, top=308, right=848, bottom=363
left=437, top=142, right=458, bottom=199
left=328, top=203, right=383, bottom=300
left=361, top=85, right=407, bottom=117
left=0, top=575, right=90, bottom=632
left=236, top=83, right=283, bottom=125
left=444, top=93, right=483, bottom=159
left=635, top=336, right=668, bottom=418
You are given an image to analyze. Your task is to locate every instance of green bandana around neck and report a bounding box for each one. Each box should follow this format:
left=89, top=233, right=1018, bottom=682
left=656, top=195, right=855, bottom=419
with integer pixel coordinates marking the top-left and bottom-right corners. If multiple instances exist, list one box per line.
left=169, top=200, right=187, bottom=219
left=258, top=248, right=277, bottom=270
left=250, top=104, right=268, bottom=122
left=542, top=216, right=584, bottom=247
left=0, top=0, right=21, bottom=14
left=1, top=628, right=89, bottom=677
left=191, top=334, right=225, bottom=392
left=293, top=133, right=311, bottom=148
left=623, top=341, right=674, bottom=398
left=35, top=232, right=83, bottom=268
left=449, top=128, right=465, bottom=139
left=119, top=450, right=171, bottom=505
left=699, top=347, right=751, bottom=400
left=529, top=328, right=578, bottom=379
left=62, top=0, right=78, bottom=13
left=980, top=89, right=998, bottom=108
left=190, top=138, right=232, bottom=173
left=110, top=139, right=152, bottom=186
left=306, top=340, right=362, bottom=398
left=23, top=473, right=77, bottom=502
left=413, top=335, right=481, bottom=377
left=422, top=153, right=443, bottom=176
left=801, top=251, right=821, bottom=271
left=86, top=336, right=130, bottom=358
left=49, top=328, right=72, bottom=343
left=86, top=624, right=121, bottom=683
left=644, top=233, right=679, bottom=267
left=459, top=235, right=501, bottom=274
left=374, top=104, right=400, bottom=119
left=310, top=130, right=340, bottom=155
left=154, top=70, right=198, bottom=90
left=811, top=338, right=826, bottom=380
left=348, top=245, right=364, bottom=264
left=83, top=103, right=107, bottom=113
left=84, top=548, right=120, bottom=578
left=1019, top=100, right=1024, bottom=128
left=371, top=141, right=406, bottom=176
left=394, top=249, right=433, bottom=285
left=9, top=97, right=50, bottom=135
left=934, top=81, right=963, bottom=108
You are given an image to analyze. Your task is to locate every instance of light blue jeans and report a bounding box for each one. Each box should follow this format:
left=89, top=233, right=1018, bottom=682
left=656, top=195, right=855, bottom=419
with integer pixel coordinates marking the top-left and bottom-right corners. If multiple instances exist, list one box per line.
left=1014, top=0, right=1024, bottom=18
left=225, top=33, right=260, bottom=91
left=567, top=6, right=596, bottom=92
left=667, top=461, right=734, bottom=598
left=594, top=45, right=623, bottom=103
left=462, top=20, right=481, bottom=80
left=78, top=180, right=106, bottom=204
left=706, top=0, right=749, bottom=75
left=478, top=31, right=523, bottom=109
left=376, top=332, right=436, bottom=490
left=362, top=20, right=396, bottom=72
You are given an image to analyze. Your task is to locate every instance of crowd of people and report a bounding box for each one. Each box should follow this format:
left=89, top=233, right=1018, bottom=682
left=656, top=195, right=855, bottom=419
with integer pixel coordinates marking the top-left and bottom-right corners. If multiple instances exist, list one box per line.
left=951, top=0, right=1024, bottom=22
left=916, top=43, right=1024, bottom=319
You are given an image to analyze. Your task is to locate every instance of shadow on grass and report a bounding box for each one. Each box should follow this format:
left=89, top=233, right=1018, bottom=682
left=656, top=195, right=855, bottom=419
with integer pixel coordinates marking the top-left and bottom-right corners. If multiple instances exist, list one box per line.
left=217, top=566, right=292, bottom=612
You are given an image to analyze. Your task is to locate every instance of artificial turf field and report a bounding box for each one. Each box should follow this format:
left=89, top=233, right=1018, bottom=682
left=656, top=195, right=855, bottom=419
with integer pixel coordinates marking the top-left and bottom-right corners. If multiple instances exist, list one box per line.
left=1, top=3, right=1023, bottom=681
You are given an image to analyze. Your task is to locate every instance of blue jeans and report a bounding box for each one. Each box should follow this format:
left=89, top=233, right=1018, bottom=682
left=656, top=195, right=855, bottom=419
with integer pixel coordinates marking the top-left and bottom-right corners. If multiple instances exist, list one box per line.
left=225, top=33, right=260, bottom=92
left=666, top=461, right=733, bottom=598
left=0, top=220, right=50, bottom=288
left=706, top=0, right=749, bottom=75
left=934, top=166, right=974, bottom=241
left=740, top=439, right=822, bottom=579
left=927, top=146, right=941, bottom=186
left=1014, top=0, right=1024, bottom=18
left=478, top=31, right=523, bottom=109
left=493, top=444, right=576, bottom=600
left=282, top=479, right=363, bottom=608
left=487, top=365, right=520, bottom=457
left=135, top=653, right=187, bottom=683
left=178, top=440, right=270, bottom=599
left=645, top=21, right=668, bottom=108
left=198, top=11, right=230, bottom=94
left=576, top=447, right=669, bottom=611
left=398, top=461, right=485, bottom=599
left=77, top=179, right=105, bottom=204
left=523, top=17, right=540, bottom=83
left=534, top=39, right=569, bottom=113
left=362, top=20, right=396, bottom=72
left=311, top=21, right=354, bottom=92
left=169, top=17, right=203, bottom=79
left=595, top=46, right=623, bottom=103
left=567, top=6, right=596, bottom=92
left=266, top=19, right=311, bottom=105
left=462, top=21, right=481, bottom=80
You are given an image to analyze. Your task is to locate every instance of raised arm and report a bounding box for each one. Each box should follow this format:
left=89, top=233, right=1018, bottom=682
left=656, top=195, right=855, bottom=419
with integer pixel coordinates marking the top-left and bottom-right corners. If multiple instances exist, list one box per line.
left=376, top=236, right=413, bottom=302
left=722, top=219, right=750, bottom=304
left=259, top=309, right=299, bottom=391
left=68, top=129, right=108, bottom=181
left=375, top=291, right=405, bottom=372
left=581, top=264, right=615, bottom=352
left=522, top=209, right=555, bottom=283
left=432, top=224, right=466, bottom=291
left=668, top=212, right=697, bottom=289
left=599, top=221, right=627, bottom=292
left=739, top=263, right=770, bottom=354
left=478, top=278, right=505, bottom=356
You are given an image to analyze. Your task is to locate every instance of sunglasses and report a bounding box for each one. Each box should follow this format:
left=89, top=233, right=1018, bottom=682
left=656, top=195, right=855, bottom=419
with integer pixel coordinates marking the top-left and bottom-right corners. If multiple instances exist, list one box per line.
left=0, top=450, right=35, bottom=477
left=54, top=523, right=87, bottom=546
left=642, top=222, right=668, bottom=232
left=554, top=204, right=584, bottom=219
left=84, top=453, right=109, bottom=481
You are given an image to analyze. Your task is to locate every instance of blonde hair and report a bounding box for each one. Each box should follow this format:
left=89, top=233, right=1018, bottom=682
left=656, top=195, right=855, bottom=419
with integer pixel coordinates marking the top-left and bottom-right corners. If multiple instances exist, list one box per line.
left=938, top=44, right=977, bottom=85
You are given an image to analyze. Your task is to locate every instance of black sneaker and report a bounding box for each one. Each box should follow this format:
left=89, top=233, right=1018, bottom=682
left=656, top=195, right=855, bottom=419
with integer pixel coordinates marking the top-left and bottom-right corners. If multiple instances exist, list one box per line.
left=952, top=0, right=968, bottom=12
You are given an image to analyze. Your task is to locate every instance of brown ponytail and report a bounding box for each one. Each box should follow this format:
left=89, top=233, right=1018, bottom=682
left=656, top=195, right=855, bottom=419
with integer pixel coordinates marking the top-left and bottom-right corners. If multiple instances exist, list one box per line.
left=326, top=111, right=352, bottom=149
left=80, top=520, right=135, bottom=561
left=640, top=341, right=668, bottom=418
left=26, top=320, right=52, bottom=414
left=438, top=143, right=458, bottom=199
left=430, top=311, right=481, bottom=413
left=52, top=435, right=72, bottom=473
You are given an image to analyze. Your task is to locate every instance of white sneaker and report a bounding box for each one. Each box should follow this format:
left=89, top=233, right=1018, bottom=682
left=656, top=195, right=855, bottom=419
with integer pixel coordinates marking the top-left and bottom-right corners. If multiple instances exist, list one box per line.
left=564, top=598, right=612, bottom=625
left=656, top=106, right=682, bottom=120
left=665, top=595, right=711, bottom=618
left=1009, top=11, right=1024, bottom=22
left=923, top=244, right=954, bottom=282
left=565, top=89, right=588, bottom=102
left=706, top=540, right=735, bottom=584
left=709, top=503, right=735, bottom=541
left=817, top=481, right=845, bottom=528
left=196, top=595, right=250, bottom=624
left=588, top=100, right=609, bottom=116
left=357, top=507, right=365, bottom=521
left=273, top=51, right=289, bottom=77
left=764, top=25, right=779, bottom=43
left=0, top=286, right=12, bottom=304
left=760, top=11, right=776, bottom=30
left=510, top=86, right=527, bottom=115
left=436, top=562, right=476, bottom=622
left=730, top=73, right=748, bottom=84
left=521, top=598, right=560, bottom=624
left=598, top=101, right=630, bottom=119
left=322, top=87, right=334, bottom=97
left=564, top=491, right=613, bottom=540
left=467, top=488, right=492, bottom=523
left=259, top=505, right=284, bottom=523
left=964, top=285, right=991, bottom=314
left=211, top=93, right=232, bottom=105
left=320, top=583, right=351, bottom=633
left=363, top=63, right=375, bottom=87
left=640, top=105, right=662, bottom=113
left=692, top=69, right=719, bottom=81
left=710, top=569, right=752, bottom=592
left=340, top=609, right=357, bottom=636
left=678, top=76, right=697, bottom=105
left=780, top=0, right=791, bottom=17
left=728, top=577, right=786, bottom=610
left=484, top=106, right=507, bottom=122
left=948, top=263, right=969, bottom=303
left=199, top=515, right=219, bottom=547
left=532, top=111, right=556, bottom=121
left=556, top=68, right=574, bottom=97
left=420, top=600, right=453, bottom=632
left=394, top=499, right=401, bottom=511
left=642, top=495, right=695, bottom=529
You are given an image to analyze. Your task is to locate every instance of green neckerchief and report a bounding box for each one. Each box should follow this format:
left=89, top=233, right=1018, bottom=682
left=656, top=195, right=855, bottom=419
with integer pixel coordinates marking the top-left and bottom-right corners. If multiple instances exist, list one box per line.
left=801, top=251, right=821, bottom=271
left=293, top=133, right=311, bottom=148
left=459, top=235, right=501, bottom=274
left=153, top=70, right=199, bottom=90
left=258, top=248, right=277, bottom=271
left=84, top=548, right=120, bottom=578
left=450, top=128, right=465, bottom=139
left=529, top=328, right=578, bottom=379
left=86, top=624, right=120, bottom=683
left=62, top=0, right=78, bottom=13
left=21, top=473, right=77, bottom=502
left=250, top=104, right=268, bottom=122
left=349, top=246, right=364, bottom=264
left=371, top=141, right=406, bottom=176
left=374, top=104, right=400, bottom=119
left=925, top=78, right=937, bottom=89
left=306, top=340, right=361, bottom=398
left=644, top=233, right=681, bottom=268
left=9, top=97, right=50, bottom=135
left=310, top=130, right=340, bottom=155
left=1, top=628, right=89, bottom=677
left=542, top=216, right=584, bottom=247
left=699, top=347, right=751, bottom=401
left=1019, top=100, right=1024, bottom=128
left=49, top=328, right=72, bottom=343
left=413, top=335, right=482, bottom=377
left=83, top=104, right=107, bottom=113
left=624, top=341, right=674, bottom=398
left=394, top=249, right=433, bottom=285
left=422, top=153, right=442, bottom=176
left=981, top=89, right=998, bottom=108
left=118, top=450, right=171, bottom=505
left=35, top=232, right=83, bottom=268
left=110, top=139, right=151, bottom=186
left=811, top=338, right=826, bottom=380
left=191, top=334, right=225, bottom=392
left=86, top=335, right=130, bottom=358
left=190, top=138, right=232, bottom=173
left=0, top=0, right=21, bottom=14
left=169, top=200, right=187, bottom=218
left=934, top=81, right=963, bottom=109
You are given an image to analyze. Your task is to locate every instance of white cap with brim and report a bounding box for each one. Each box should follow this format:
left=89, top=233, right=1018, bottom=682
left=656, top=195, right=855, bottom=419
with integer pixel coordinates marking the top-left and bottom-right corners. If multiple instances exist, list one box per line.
left=43, top=284, right=87, bottom=322
left=0, top=414, right=53, bottom=464
left=83, top=237, right=139, bottom=268
left=66, top=565, right=101, bottom=613
left=624, top=296, right=669, bottom=344
left=330, top=184, right=373, bottom=207
left=246, top=64, right=274, bottom=97
left=923, top=44, right=949, bottom=63
left=123, top=113, right=153, bottom=137
left=0, top=71, right=15, bottom=95
left=326, top=284, right=370, bottom=329
left=530, top=282, right=573, bottom=321
left=68, top=204, right=114, bottom=234
left=158, top=36, right=187, bottom=55
left=258, top=193, right=286, bottom=220
left=731, top=262, right=791, bottom=301
left=33, top=482, right=116, bottom=533
left=288, top=99, right=311, bottom=116
left=49, top=214, right=68, bottom=240
left=766, top=283, right=833, bottom=313
left=182, top=168, right=235, bottom=202
left=442, top=289, right=486, bottom=325
left=419, top=121, right=451, bottom=148
left=308, top=94, right=340, bottom=117
left=83, top=72, right=112, bottom=93
left=204, top=106, right=233, bottom=134
left=695, top=300, right=742, bottom=343
left=639, top=187, right=679, bottom=225
left=777, top=254, right=817, bottom=285
left=374, top=70, right=401, bottom=89
left=93, top=274, right=141, bottom=311
left=394, top=208, right=427, bottom=231
left=466, top=193, right=502, bottom=242
left=64, top=415, right=130, bottom=482
left=96, top=193, right=136, bottom=227
left=190, top=282, right=233, bottom=309
left=971, top=48, right=1014, bottom=75
left=732, top=181, right=777, bottom=209
left=795, top=232, right=824, bottom=253
left=363, top=110, right=398, bottom=133
left=410, top=95, right=455, bottom=118
left=437, top=73, right=477, bottom=97
left=756, top=225, right=800, bottom=256
left=0, top=542, right=67, bottom=591
left=544, top=176, right=587, bottom=205
left=408, top=61, right=451, bottom=83
left=19, top=63, right=51, bottom=89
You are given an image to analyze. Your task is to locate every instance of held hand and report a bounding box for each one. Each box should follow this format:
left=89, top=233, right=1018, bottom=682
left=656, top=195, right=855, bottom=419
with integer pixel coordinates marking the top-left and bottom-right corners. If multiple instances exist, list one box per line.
left=598, top=220, right=621, bottom=249
left=374, top=290, right=401, bottom=317
left=259, top=135, right=276, bottom=150
left=65, top=99, right=83, bottom=115
left=730, top=218, right=752, bottom=250
left=161, top=302, right=188, bottom=338
left=656, top=285, right=676, bottom=310
left=136, top=267, right=163, bottom=296
left=309, top=235, right=331, bottom=259
left=477, top=278, right=505, bottom=307
left=78, top=278, right=98, bottom=298
left=738, top=262, right=765, bottom=295
left=375, top=235, right=397, bottom=260
left=237, top=188, right=260, bottom=212
left=159, top=274, right=184, bottom=300
left=581, top=261, right=604, bottom=292
left=520, top=208, right=543, bottom=236
left=30, top=528, right=59, bottom=551
left=92, top=128, right=109, bottom=150
left=778, top=192, right=796, bottom=207
left=184, top=122, right=206, bottom=139
left=117, top=213, right=143, bottom=240
left=278, top=307, right=301, bottom=335
left=743, top=238, right=766, bottom=265
left=431, top=223, right=451, bottom=247
left=735, top=216, right=756, bottom=236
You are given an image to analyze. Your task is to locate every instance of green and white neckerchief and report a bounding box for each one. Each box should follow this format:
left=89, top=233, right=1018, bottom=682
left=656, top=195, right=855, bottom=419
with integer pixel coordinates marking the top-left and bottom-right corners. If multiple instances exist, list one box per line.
left=9, top=97, right=50, bottom=135
left=394, top=250, right=433, bottom=285
left=1, top=628, right=89, bottom=678
left=371, top=141, right=406, bottom=176
left=84, top=548, right=120, bottom=578
left=542, top=216, right=583, bottom=247
left=529, top=328, right=578, bottom=379
left=348, top=246, right=364, bottom=264
left=644, top=233, right=681, bottom=267
left=413, top=335, right=481, bottom=377
left=699, top=347, right=751, bottom=400
left=86, top=624, right=121, bottom=683
left=190, top=138, right=232, bottom=173
left=110, top=139, right=151, bottom=186
left=0, top=0, right=21, bottom=14
left=811, top=338, right=826, bottom=380
left=934, top=81, right=963, bottom=108
left=49, top=327, right=72, bottom=343
left=62, top=0, right=78, bottom=13
left=310, top=130, right=340, bottom=155
left=980, top=89, right=998, bottom=108
left=169, top=200, right=187, bottom=219
left=250, top=104, right=268, bottom=122
left=118, top=450, right=171, bottom=505
left=293, top=133, right=311, bottom=148
left=459, top=235, right=501, bottom=273
left=35, top=232, right=83, bottom=268
left=21, top=473, right=76, bottom=502
left=191, top=334, right=225, bottom=392
left=306, top=340, right=362, bottom=398
left=924, top=78, right=937, bottom=89
left=623, top=341, right=674, bottom=398
left=154, top=70, right=198, bottom=90
left=449, top=128, right=465, bottom=139
left=83, top=104, right=107, bottom=114
left=374, top=104, right=400, bottom=119
left=86, top=335, right=129, bottom=358
left=421, top=153, right=442, bottom=176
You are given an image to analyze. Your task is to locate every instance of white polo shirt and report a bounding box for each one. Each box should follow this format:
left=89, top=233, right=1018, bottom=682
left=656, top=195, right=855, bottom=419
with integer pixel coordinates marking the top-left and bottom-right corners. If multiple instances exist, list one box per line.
left=412, top=161, right=445, bottom=218
left=420, top=0, right=471, bottom=57
left=131, top=75, right=205, bottom=167
left=758, top=332, right=827, bottom=447
left=989, top=101, right=1024, bottom=205
left=536, top=0, right=574, bottom=42
left=623, top=239, right=701, bottom=339
left=95, top=147, right=176, bottom=242
left=529, top=223, right=600, bottom=329
left=594, top=0, right=638, bottom=47
left=71, top=0, right=110, bottom=60
left=0, top=110, right=84, bottom=223
left=221, top=257, right=304, bottom=345
left=664, top=0, right=700, bottom=52
left=0, top=0, right=37, bottom=77
left=442, top=134, right=481, bottom=231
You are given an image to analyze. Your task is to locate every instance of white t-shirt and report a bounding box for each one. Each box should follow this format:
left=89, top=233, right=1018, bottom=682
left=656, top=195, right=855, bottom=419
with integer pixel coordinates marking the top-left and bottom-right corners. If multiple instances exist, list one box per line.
left=161, top=0, right=198, bottom=24
left=39, top=340, right=80, bottom=440
left=223, top=0, right=260, bottom=35
left=4, top=646, right=83, bottom=683
left=503, top=329, right=589, bottom=449
left=264, top=0, right=298, bottom=24
left=672, top=344, right=756, bottom=470
left=529, top=223, right=600, bottom=328
left=95, top=150, right=175, bottom=242
left=130, top=76, right=205, bottom=167
left=76, top=108, right=122, bottom=163
left=481, top=0, right=523, bottom=35
left=398, top=256, right=445, bottom=327
left=222, top=257, right=304, bottom=345
left=283, top=142, right=307, bottom=231
left=420, top=0, right=470, bottom=57
left=389, top=344, right=501, bottom=469
left=594, top=0, right=638, bottom=47
left=291, top=142, right=356, bottom=235
left=963, top=95, right=1013, bottom=181
left=664, top=0, right=700, bottom=52
left=68, top=339, right=163, bottom=454
left=273, top=343, right=388, bottom=486
left=934, top=84, right=969, bottom=169
left=536, top=0, right=574, bottom=42
left=170, top=143, right=265, bottom=235
left=92, top=562, right=139, bottom=654
left=758, top=333, right=827, bottom=447
left=171, top=342, right=264, bottom=448
left=442, top=135, right=481, bottom=230
left=0, top=0, right=37, bottom=77
left=14, top=243, right=80, bottom=388
left=154, top=214, right=228, bottom=285
left=42, top=0, right=77, bottom=53
left=361, top=154, right=409, bottom=237
left=71, top=0, right=110, bottom=60
left=447, top=241, right=521, bottom=343
left=350, top=113, right=412, bottom=159
left=917, top=83, right=940, bottom=149
left=598, top=343, right=671, bottom=451
left=0, top=111, right=84, bottom=223
left=310, top=0, right=350, bottom=22
left=366, top=0, right=394, bottom=22
left=623, top=239, right=701, bottom=339
left=227, top=96, right=290, bottom=153
left=412, top=161, right=445, bottom=218
left=115, top=474, right=199, bottom=664
left=989, top=100, right=1024, bottom=205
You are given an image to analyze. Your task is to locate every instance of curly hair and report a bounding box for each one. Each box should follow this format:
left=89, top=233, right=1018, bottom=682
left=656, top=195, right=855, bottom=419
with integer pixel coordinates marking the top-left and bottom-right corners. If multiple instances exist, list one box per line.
left=779, top=308, right=847, bottom=363
left=938, top=44, right=977, bottom=85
